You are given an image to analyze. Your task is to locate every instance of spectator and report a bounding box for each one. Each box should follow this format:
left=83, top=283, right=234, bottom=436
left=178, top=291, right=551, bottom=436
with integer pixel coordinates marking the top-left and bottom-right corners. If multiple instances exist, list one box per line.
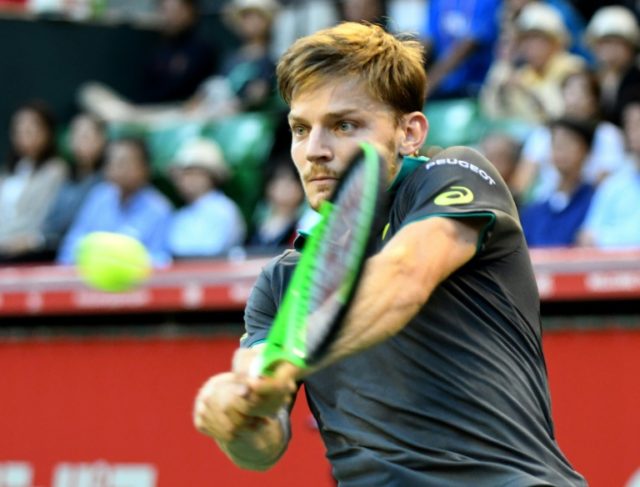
left=334, top=0, right=389, bottom=28
left=420, top=0, right=501, bottom=99
left=577, top=99, right=640, bottom=248
left=246, top=156, right=305, bottom=252
left=139, top=0, right=216, bottom=104
left=519, top=117, right=596, bottom=247
left=585, top=6, right=640, bottom=126
left=0, top=101, right=68, bottom=262
left=478, top=132, right=522, bottom=198
left=8, top=113, right=107, bottom=262
left=166, top=137, right=246, bottom=258
left=79, top=0, right=279, bottom=124
left=481, top=2, right=585, bottom=123
left=502, top=0, right=590, bottom=59
left=570, top=0, right=640, bottom=31
left=215, top=0, right=279, bottom=111
left=57, top=137, right=173, bottom=266
left=511, top=69, right=626, bottom=203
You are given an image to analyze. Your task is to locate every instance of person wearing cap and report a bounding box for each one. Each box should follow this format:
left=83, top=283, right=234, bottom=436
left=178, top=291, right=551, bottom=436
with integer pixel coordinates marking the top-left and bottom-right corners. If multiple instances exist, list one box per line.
left=585, top=5, right=640, bottom=126
left=519, top=117, right=597, bottom=247
left=481, top=2, right=585, bottom=123
left=166, top=137, right=246, bottom=258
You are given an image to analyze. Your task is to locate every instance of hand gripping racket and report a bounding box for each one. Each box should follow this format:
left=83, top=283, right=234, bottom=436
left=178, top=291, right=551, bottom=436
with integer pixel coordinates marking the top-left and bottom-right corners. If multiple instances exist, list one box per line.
left=254, top=142, right=388, bottom=377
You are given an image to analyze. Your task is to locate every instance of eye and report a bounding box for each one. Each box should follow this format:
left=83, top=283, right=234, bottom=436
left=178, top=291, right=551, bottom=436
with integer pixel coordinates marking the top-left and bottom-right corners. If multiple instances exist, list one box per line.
left=291, top=124, right=308, bottom=138
left=337, top=121, right=357, bottom=133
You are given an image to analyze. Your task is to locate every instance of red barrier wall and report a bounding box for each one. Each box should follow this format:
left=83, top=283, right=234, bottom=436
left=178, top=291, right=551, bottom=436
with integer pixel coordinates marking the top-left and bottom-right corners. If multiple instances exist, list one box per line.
left=0, top=329, right=638, bottom=487
left=0, top=336, right=333, bottom=487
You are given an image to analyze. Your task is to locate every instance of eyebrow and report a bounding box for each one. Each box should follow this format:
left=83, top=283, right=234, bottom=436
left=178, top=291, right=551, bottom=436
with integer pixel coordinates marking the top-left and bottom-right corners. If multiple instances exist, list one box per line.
left=288, top=108, right=363, bottom=125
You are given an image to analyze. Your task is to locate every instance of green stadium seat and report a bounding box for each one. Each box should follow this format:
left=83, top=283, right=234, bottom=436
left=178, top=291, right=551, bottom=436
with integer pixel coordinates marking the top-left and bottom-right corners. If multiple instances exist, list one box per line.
left=424, top=97, right=484, bottom=148
left=477, top=117, right=536, bottom=144
left=106, top=111, right=278, bottom=222
left=144, top=121, right=205, bottom=172
left=201, top=112, right=278, bottom=221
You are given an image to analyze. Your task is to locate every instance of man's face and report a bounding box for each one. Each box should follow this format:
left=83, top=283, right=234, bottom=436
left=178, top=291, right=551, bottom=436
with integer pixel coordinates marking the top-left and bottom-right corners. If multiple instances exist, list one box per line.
left=288, top=78, right=403, bottom=210
left=551, top=126, right=588, bottom=177
left=594, top=37, right=635, bottom=70
left=105, top=142, right=149, bottom=195
left=518, top=32, right=557, bottom=71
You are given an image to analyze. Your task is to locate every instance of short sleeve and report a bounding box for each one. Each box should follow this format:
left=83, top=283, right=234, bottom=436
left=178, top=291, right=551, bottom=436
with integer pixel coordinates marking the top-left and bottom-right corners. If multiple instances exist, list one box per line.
left=241, top=250, right=299, bottom=348
left=392, top=147, right=522, bottom=255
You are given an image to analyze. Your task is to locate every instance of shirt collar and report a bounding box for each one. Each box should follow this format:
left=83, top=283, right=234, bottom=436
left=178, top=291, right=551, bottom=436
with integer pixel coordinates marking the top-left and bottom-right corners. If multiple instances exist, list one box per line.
left=388, top=155, right=429, bottom=192
left=292, top=155, right=428, bottom=250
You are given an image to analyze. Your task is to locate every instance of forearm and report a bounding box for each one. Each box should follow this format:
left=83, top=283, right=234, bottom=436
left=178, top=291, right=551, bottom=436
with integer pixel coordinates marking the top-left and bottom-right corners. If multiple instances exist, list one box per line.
left=307, top=218, right=479, bottom=374
left=426, top=40, right=477, bottom=94
left=316, top=254, right=426, bottom=367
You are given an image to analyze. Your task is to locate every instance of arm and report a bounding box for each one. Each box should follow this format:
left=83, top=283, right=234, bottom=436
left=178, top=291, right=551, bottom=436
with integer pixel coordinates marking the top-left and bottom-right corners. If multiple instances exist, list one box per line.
left=310, top=215, right=481, bottom=371
left=425, top=39, right=478, bottom=97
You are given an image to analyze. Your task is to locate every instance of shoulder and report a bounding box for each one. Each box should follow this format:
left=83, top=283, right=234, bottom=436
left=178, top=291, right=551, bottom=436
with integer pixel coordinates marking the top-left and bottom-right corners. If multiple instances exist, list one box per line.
left=205, top=190, right=242, bottom=211
left=421, top=146, right=500, bottom=183
left=553, top=52, right=585, bottom=73
left=41, top=157, right=68, bottom=177
left=142, top=186, right=173, bottom=212
left=601, top=166, right=638, bottom=190
left=595, top=122, right=624, bottom=141
left=261, top=248, right=300, bottom=281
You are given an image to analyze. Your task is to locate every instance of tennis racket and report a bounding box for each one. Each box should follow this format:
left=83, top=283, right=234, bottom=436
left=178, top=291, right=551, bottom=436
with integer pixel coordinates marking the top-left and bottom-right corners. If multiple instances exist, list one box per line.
left=255, top=142, right=388, bottom=377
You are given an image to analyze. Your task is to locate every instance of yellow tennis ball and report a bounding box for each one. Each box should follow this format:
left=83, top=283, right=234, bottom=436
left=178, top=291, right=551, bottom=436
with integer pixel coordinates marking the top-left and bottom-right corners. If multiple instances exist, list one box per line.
left=75, top=232, right=152, bottom=293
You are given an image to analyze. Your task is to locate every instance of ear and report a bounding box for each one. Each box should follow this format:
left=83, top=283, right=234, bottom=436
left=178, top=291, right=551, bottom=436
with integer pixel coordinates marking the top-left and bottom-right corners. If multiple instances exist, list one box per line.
left=398, top=111, right=429, bottom=156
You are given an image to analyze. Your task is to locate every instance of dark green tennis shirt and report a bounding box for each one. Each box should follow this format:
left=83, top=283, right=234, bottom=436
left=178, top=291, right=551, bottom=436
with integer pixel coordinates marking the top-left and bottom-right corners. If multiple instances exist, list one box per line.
left=242, top=147, right=587, bottom=487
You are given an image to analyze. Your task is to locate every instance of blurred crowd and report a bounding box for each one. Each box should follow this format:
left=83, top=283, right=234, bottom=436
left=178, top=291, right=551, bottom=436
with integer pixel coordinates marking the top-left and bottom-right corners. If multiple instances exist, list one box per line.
left=1, top=0, right=640, bottom=268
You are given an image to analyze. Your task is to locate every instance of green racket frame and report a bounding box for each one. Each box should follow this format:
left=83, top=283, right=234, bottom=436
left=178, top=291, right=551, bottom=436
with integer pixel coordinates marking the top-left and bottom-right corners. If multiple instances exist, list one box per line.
left=256, top=142, right=384, bottom=376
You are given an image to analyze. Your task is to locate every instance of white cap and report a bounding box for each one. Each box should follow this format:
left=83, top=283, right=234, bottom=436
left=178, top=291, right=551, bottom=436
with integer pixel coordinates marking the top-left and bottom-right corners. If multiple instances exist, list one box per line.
left=516, top=3, right=569, bottom=45
left=224, top=0, right=280, bottom=22
left=171, top=138, right=230, bottom=182
left=586, top=6, right=640, bottom=47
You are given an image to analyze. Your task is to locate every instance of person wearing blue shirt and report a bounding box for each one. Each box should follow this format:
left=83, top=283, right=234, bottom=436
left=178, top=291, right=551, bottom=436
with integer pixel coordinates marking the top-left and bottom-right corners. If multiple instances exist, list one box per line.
left=421, top=0, right=501, bottom=99
left=166, top=137, right=246, bottom=258
left=57, top=137, right=173, bottom=266
left=520, top=117, right=596, bottom=247
left=578, top=100, right=640, bottom=248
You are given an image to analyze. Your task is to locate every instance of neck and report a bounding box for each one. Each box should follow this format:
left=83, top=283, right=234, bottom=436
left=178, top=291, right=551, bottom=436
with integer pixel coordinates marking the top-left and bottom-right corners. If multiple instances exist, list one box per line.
left=119, top=186, right=141, bottom=204
left=557, top=173, right=581, bottom=194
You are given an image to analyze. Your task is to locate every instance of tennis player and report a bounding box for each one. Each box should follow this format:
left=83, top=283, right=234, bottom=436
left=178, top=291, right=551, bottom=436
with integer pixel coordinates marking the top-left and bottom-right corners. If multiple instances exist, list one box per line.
left=194, top=22, right=586, bottom=486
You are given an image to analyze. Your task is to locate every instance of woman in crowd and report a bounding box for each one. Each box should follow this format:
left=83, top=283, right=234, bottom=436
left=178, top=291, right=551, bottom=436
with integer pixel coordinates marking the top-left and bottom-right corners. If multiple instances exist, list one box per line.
left=0, top=101, right=68, bottom=262
left=511, top=69, right=627, bottom=203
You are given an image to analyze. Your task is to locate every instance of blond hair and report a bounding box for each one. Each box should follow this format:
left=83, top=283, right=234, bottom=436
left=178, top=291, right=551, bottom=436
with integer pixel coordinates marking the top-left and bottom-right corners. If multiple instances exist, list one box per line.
left=277, top=22, right=427, bottom=116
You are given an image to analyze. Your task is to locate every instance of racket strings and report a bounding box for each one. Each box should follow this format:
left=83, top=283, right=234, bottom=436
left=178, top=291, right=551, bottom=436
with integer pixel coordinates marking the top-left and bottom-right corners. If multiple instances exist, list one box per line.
left=308, top=164, right=373, bottom=312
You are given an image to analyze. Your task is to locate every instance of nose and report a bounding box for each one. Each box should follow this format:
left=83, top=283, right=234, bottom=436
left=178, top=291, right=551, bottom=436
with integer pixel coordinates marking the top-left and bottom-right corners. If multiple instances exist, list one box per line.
left=305, top=127, right=333, bottom=164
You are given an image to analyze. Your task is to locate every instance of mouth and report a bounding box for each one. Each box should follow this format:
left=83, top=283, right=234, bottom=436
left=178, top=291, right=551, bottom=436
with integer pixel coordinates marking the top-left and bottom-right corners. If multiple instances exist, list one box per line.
left=309, top=176, right=338, bottom=184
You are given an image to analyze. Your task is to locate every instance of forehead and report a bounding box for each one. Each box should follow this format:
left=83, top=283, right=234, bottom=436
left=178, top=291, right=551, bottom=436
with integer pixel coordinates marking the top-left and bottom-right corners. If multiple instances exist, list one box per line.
left=289, top=77, right=392, bottom=120
left=108, top=142, right=144, bottom=162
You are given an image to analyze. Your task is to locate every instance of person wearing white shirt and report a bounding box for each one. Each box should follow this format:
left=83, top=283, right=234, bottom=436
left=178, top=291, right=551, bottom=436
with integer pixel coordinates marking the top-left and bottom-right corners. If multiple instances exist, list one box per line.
left=167, top=137, right=246, bottom=258
left=577, top=99, right=640, bottom=248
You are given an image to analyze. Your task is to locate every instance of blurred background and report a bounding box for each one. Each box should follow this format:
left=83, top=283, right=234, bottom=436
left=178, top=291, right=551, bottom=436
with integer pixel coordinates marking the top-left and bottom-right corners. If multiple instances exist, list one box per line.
left=0, top=0, right=639, bottom=486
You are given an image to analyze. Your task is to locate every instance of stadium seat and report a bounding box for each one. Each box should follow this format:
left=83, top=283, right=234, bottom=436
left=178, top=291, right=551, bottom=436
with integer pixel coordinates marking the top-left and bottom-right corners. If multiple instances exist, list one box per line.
left=424, top=97, right=484, bottom=148
left=201, top=112, right=278, bottom=221
left=106, top=111, right=278, bottom=222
